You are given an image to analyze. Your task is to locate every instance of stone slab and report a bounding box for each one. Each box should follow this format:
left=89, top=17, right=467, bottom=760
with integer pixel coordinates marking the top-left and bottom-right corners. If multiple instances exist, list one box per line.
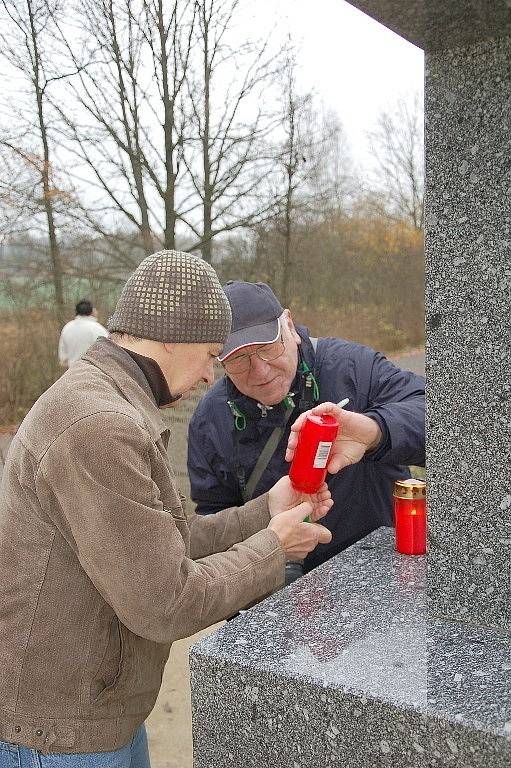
left=345, top=0, right=511, bottom=50
left=424, top=34, right=511, bottom=630
left=190, top=529, right=511, bottom=767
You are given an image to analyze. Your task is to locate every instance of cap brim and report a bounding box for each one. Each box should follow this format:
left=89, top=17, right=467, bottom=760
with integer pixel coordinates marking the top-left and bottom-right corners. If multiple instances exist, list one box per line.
left=218, top=318, right=280, bottom=362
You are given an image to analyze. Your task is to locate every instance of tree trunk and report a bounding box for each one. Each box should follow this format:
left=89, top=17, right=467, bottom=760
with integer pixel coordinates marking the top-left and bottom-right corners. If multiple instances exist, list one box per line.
left=281, top=177, right=293, bottom=307
left=108, top=0, right=153, bottom=256
left=201, top=2, right=212, bottom=263
left=157, top=0, right=176, bottom=251
left=280, top=82, right=296, bottom=307
left=27, top=0, right=65, bottom=326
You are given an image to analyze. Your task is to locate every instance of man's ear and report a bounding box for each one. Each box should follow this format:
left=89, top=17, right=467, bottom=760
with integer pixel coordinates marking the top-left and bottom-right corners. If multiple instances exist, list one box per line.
left=162, top=342, right=175, bottom=355
left=283, top=309, right=301, bottom=345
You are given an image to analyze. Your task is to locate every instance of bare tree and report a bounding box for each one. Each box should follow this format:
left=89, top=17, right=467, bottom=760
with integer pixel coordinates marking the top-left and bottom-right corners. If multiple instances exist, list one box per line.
left=0, top=0, right=73, bottom=325
left=184, top=0, right=284, bottom=262
left=269, top=53, right=353, bottom=305
left=0, top=145, right=42, bottom=239
left=141, top=0, right=197, bottom=251
left=49, top=0, right=197, bottom=265
left=368, top=93, right=424, bottom=230
left=8, top=0, right=290, bottom=273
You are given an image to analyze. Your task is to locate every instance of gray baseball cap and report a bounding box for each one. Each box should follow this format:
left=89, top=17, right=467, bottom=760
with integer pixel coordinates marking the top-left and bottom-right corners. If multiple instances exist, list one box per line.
left=218, top=281, right=284, bottom=361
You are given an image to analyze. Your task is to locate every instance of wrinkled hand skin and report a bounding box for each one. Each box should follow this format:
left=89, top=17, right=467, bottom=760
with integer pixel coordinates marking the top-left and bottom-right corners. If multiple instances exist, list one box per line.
left=268, top=501, right=332, bottom=560
left=285, top=402, right=382, bottom=474
left=268, top=475, right=333, bottom=522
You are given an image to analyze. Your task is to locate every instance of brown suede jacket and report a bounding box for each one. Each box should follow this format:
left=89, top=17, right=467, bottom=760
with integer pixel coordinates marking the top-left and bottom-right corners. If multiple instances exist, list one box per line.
left=0, top=339, right=285, bottom=753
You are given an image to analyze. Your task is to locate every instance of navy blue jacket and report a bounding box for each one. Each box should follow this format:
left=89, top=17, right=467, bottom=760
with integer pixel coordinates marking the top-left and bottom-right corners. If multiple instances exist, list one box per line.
left=187, top=328, right=425, bottom=571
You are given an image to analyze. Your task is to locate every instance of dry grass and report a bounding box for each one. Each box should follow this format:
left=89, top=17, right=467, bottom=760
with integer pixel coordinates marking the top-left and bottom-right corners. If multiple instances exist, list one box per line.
left=0, top=309, right=60, bottom=425
left=296, top=301, right=423, bottom=354
left=0, top=298, right=424, bottom=428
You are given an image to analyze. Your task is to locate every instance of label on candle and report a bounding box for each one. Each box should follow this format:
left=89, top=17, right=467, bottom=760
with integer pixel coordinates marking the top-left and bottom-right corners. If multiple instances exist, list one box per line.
left=313, top=441, right=333, bottom=468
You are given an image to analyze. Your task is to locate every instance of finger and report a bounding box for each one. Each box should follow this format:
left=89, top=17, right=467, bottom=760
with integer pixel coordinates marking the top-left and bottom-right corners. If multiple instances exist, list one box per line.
left=312, top=402, right=353, bottom=432
left=316, top=483, right=332, bottom=501
left=327, top=450, right=358, bottom=474
left=289, top=412, right=308, bottom=434
left=326, top=456, right=349, bottom=474
left=312, top=523, right=333, bottom=545
left=307, top=493, right=331, bottom=512
left=285, top=429, right=300, bottom=462
left=308, top=482, right=330, bottom=500
left=284, top=501, right=313, bottom=522
left=309, top=498, right=333, bottom=522
left=285, top=410, right=313, bottom=461
left=310, top=401, right=340, bottom=417
left=284, top=438, right=298, bottom=462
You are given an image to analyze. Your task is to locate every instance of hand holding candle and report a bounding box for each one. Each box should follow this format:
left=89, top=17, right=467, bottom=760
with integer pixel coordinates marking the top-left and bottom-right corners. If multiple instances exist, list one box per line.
left=286, top=399, right=383, bottom=475
left=268, top=475, right=334, bottom=522
left=289, top=412, right=340, bottom=494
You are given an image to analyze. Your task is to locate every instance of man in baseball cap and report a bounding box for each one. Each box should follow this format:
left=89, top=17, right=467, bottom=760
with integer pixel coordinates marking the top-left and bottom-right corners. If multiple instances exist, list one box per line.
left=188, top=279, right=425, bottom=579
left=215, top=281, right=302, bottom=408
left=0, top=254, right=332, bottom=766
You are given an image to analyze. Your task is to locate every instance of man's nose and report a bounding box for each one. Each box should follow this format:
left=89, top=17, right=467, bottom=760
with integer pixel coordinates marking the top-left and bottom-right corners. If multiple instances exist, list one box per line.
left=247, top=354, right=271, bottom=378
left=203, top=360, right=216, bottom=387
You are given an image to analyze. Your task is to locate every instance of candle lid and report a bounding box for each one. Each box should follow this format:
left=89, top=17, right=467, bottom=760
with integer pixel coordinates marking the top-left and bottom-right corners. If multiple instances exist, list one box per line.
left=393, top=478, right=426, bottom=499
left=305, top=413, right=339, bottom=427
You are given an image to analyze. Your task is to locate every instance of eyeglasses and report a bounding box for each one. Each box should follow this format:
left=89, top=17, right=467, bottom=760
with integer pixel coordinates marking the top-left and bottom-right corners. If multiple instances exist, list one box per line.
left=222, top=336, right=285, bottom=374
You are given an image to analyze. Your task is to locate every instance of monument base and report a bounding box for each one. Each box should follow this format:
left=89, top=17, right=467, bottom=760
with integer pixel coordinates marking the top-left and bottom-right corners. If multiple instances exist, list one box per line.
left=190, top=529, right=510, bottom=767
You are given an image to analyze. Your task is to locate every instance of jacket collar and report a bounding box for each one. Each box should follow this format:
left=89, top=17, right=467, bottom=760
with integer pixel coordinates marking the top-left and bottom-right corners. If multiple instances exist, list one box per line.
left=83, top=338, right=167, bottom=442
left=123, top=348, right=176, bottom=407
left=224, top=325, right=315, bottom=419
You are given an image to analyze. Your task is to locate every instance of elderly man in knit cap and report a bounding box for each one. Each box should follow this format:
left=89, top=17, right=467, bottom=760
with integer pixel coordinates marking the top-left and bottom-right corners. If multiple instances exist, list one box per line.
left=0, top=251, right=332, bottom=768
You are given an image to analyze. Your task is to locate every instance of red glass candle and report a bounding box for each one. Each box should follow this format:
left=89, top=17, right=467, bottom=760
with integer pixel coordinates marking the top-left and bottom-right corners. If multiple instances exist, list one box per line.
left=289, top=413, right=339, bottom=494
left=393, top=479, right=427, bottom=555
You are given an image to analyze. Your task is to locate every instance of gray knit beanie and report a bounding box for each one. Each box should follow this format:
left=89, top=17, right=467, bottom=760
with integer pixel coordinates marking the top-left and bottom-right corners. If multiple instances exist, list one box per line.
left=108, top=250, right=232, bottom=343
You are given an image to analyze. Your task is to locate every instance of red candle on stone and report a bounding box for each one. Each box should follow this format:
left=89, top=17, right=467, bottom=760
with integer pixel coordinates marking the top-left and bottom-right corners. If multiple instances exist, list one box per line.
left=393, top=479, right=427, bottom=555
left=289, top=413, right=339, bottom=494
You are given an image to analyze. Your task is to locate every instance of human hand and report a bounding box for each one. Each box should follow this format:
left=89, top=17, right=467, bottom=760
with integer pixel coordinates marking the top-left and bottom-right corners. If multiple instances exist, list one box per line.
left=268, top=475, right=333, bottom=523
left=285, top=402, right=382, bottom=474
left=268, top=503, right=332, bottom=560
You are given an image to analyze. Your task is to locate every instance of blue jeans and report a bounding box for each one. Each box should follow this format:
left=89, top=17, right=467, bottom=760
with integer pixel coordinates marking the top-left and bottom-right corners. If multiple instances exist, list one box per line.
left=0, top=724, right=150, bottom=768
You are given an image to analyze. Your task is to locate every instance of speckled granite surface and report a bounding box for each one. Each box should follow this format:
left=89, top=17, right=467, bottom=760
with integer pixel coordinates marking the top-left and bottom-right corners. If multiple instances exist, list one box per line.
left=345, top=0, right=511, bottom=50
left=190, top=529, right=511, bottom=767
left=425, top=34, right=511, bottom=631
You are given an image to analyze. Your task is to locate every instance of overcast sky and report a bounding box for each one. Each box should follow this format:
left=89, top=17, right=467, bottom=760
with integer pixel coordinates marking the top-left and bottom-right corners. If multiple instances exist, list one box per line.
left=1, top=0, right=424, bottom=173
left=247, top=0, right=424, bottom=166
left=0, top=0, right=425, bottom=237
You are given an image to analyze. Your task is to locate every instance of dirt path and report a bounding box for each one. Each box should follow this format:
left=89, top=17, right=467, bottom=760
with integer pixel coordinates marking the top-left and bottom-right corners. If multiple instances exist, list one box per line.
left=145, top=624, right=223, bottom=768
left=389, top=348, right=425, bottom=376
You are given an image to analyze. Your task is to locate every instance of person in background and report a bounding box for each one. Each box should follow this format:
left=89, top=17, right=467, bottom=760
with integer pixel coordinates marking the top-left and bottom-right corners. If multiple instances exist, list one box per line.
left=188, top=281, right=425, bottom=581
left=0, top=252, right=332, bottom=768
left=58, top=299, right=108, bottom=367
